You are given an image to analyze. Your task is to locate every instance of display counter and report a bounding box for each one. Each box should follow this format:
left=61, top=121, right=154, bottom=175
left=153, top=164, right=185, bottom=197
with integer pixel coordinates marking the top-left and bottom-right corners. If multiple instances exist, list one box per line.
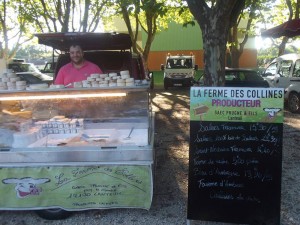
left=0, top=86, right=154, bottom=218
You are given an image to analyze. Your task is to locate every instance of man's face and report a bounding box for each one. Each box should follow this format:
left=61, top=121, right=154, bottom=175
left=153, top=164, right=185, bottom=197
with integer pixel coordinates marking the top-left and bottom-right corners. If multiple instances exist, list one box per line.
left=70, top=45, right=84, bottom=65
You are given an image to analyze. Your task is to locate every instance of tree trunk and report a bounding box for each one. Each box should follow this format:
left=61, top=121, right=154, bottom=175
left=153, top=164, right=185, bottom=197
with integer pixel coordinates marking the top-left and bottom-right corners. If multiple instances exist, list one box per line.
left=142, top=31, right=155, bottom=63
left=186, top=0, right=245, bottom=87
left=230, top=48, right=241, bottom=68
left=202, top=25, right=228, bottom=86
left=229, top=24, right=240, bottom=68
left=278, top=36, right=288, bottom=56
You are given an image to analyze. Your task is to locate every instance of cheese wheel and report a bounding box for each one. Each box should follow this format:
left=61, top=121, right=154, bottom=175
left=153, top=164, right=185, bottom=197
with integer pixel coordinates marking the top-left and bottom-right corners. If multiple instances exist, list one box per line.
left=16, top=81, right=26, bottom=86
left=109, top=72, right=118, bottom=77
left=117, top=82, right=125, bottom=86
left=117, top=79, right=125, bottom=83
left=120, top=70, right=130, bottom=75
left=16, top=85, right=26, bottom=90
left=109, top=82, right=117, bottom=87
left=91, top=81, right=99, bottom=87
left=49, top=84, right=65, bottom=89
left=100, top=74, right=108, bottom=79
left=121, top=74, right=130, bottom=79
left=125, top=82, right=135, bottom=86
left=125, top=78, right=134, bottom=82
left=90, top=73, right=100, bottom=78
left=73, top=82, right=83, bottom=88
left=30, top=83, right=48, bottom=89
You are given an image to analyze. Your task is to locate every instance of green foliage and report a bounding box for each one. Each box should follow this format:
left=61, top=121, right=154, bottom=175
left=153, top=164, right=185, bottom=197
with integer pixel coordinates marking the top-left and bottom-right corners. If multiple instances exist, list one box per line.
left=2, top=0, right=297, bottom=70
left=258, top=0, right=300, bottom=56
left=257, top=47, right=279, bottom=67
left=257, top=42, right=300, bottom=67
left=15, top=44, right=52, bottom=61
left=1, top=0, right=114, bottom=61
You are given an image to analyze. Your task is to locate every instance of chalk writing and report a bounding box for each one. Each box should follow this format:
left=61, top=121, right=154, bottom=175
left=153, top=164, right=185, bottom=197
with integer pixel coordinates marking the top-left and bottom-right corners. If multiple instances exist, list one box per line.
left=189, top=121, right=282, bottom=223
left=188, top=87, right=283, bottom=224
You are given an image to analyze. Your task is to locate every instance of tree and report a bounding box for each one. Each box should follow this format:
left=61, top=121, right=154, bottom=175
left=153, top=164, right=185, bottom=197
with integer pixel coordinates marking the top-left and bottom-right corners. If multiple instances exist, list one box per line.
left=228, top=0, right=275, bottom=68
left=0, top=0, right=112, bottom=62
left=186, top=0, right=246, bottom=86
left=0, top=0, right=34, bottom=61
left=115, top=0, right=166, bottom=63
left=261, top=0, right=300, bottom=57
left=277, top=0, right=299, bottom=56
left=24, top=0, right=111, bottom=33
left=115, top=0, right=193, bottom=65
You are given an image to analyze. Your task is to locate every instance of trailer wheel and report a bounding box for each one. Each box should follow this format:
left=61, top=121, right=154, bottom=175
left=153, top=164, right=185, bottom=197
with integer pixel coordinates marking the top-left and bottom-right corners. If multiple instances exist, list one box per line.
left=35, top=209, right=73, bottom=220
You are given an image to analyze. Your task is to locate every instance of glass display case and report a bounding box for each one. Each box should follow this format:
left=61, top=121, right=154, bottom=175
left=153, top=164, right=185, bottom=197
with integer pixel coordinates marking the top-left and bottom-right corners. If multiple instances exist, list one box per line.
left=0, top=86, right=154, bottom=214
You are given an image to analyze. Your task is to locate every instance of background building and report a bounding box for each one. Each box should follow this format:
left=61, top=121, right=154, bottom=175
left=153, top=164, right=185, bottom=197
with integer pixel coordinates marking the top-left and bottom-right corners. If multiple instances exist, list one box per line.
left=107, top=18, right=258, bottom=71
left=145, top=22, right=257, bottom=71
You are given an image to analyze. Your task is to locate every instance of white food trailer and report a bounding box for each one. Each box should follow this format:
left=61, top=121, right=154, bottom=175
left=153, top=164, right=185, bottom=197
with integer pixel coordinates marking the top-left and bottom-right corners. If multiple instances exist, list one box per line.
left=0, top=33, right=155, bottom=220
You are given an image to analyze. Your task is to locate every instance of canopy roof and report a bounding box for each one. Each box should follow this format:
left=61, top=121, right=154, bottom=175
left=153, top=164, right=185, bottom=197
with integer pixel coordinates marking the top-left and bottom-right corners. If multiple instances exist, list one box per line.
left=261, top=19, right=300, bottom=38
left=35, top=32, right=132, bottom=52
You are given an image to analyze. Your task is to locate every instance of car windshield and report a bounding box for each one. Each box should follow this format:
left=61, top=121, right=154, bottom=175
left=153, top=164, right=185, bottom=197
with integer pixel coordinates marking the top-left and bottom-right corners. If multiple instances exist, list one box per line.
left=167, top=58, right=192, bottom=69
left=10, top=63, right=40, bottom=73
left=20, top=64, right=40, bottom=73
left=279, top=60, right=293, bottom=77
left=17, top=74, right=44, bottom=84
left=225, top=70, right=263, bottom=81
left=265, top=63, right=277, bottom=76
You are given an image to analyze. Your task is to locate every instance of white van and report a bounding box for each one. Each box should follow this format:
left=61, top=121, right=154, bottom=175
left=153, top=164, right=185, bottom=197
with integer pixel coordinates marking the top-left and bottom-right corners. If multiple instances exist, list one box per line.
left=262, top=53, right=300, bottom=113
left=262, top=53, right=300, bottom=88
left=161, top=53, right=198, bottom=90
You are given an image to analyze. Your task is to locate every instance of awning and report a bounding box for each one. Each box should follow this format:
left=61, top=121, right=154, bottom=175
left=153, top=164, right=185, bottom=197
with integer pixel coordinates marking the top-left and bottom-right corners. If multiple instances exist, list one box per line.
left=261, top=19, right=300, bottom=38
left=35, top=32, right=132, bottom=51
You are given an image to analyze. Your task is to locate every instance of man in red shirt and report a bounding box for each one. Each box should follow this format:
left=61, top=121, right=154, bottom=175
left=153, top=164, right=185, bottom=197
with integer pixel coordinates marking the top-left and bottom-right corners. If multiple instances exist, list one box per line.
left=54, top=44, right=103, bottom=87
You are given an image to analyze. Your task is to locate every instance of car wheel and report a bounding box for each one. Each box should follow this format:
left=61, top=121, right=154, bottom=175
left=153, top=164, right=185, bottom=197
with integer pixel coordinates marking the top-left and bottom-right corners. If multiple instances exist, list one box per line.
left=35, top=208, right=73, bottom=220
left=288, top=92, right=300, bottom=113
left=150, top=74, right=154, bottom=89
left=164, top=81, right=168, bottom=90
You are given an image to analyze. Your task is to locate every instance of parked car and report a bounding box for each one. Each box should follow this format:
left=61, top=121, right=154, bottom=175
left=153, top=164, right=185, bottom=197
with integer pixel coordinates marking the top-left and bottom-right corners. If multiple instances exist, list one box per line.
left=197, top=68, right=271, bottom=88
left=284, top=83, right=300, bottom=113
left=8, top=60, right=53, bottom=84
left=35, top=32, right=153, bottom=88
left=224, top=68, right=271, bottom=87
left=261, top=53, right=300, bottom=89
left=161, top=53, right=198, bottom=90
left=40, top=61, right=57, bottom=77
left=260, top=53, right=300, bottom=113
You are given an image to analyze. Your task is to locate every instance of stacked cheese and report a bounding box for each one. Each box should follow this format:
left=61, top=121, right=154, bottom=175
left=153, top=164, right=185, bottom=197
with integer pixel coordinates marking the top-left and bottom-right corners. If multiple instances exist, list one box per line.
left=35, top=116, right=84, bottom=135
left=0, top=72, right=26, bottom=91
left=75, top=70, right=137, bottom=88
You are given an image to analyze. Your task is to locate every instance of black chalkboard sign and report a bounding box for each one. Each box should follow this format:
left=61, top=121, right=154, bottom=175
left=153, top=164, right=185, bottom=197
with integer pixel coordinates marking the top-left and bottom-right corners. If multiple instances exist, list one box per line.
left=187, top=121, right=282, bottom=224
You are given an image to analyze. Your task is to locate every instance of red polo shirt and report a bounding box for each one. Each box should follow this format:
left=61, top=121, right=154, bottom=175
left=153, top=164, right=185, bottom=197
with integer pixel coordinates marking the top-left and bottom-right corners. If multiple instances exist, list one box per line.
left=54, top=60, right=103, bottom=86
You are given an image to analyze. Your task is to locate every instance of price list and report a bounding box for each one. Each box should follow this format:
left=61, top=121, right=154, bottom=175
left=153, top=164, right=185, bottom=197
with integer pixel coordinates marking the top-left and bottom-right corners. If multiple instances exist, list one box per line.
left=187, top=121, right=282, bottom=224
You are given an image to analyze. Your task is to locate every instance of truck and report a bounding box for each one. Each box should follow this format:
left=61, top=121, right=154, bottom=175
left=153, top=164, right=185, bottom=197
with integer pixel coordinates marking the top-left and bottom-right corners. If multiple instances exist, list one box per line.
left=161, top=53, right=198, bottom=90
